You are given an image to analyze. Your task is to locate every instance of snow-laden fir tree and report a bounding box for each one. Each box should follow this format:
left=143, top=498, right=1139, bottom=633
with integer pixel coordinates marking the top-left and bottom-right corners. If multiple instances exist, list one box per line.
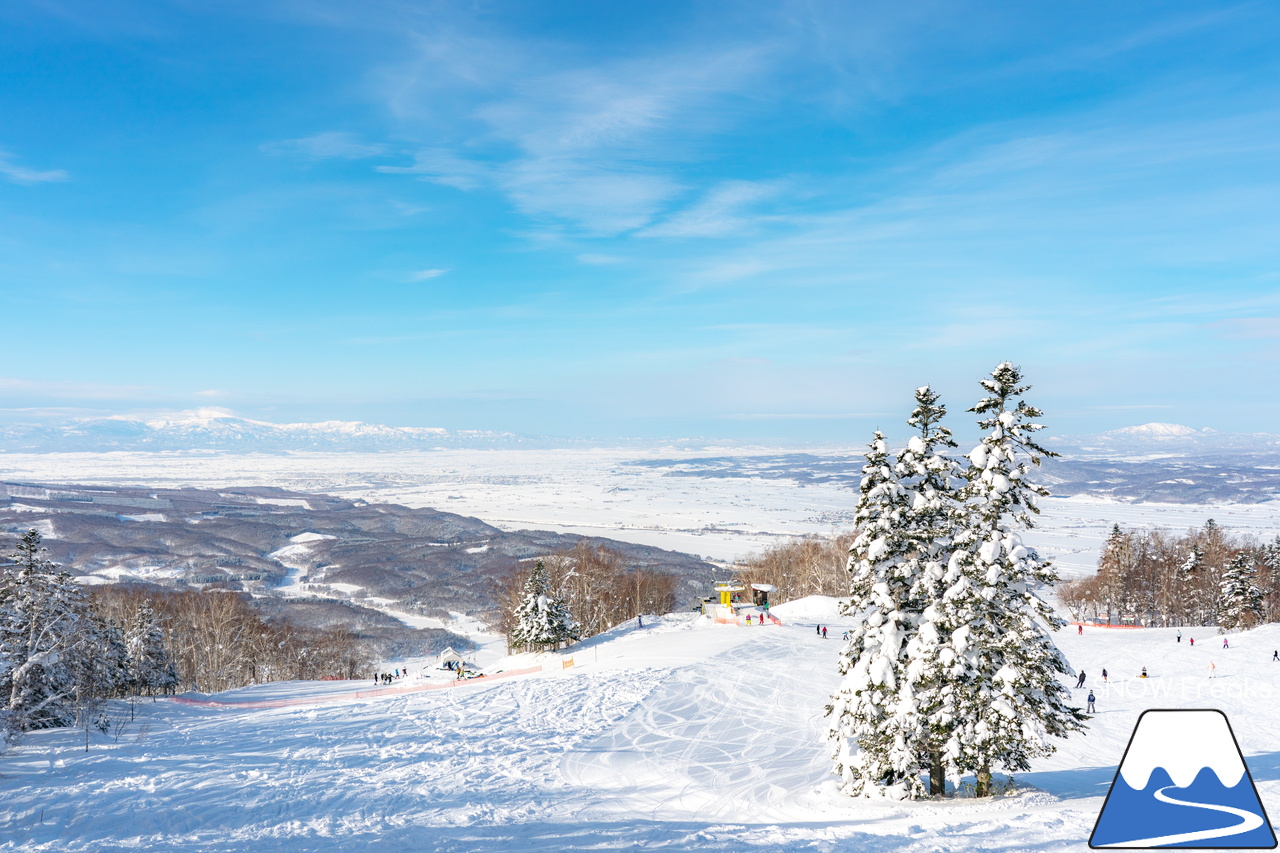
left=1096, top=525, right=1128, bottom=625
left=827, top=430, right=920, bottom=798
left=1217, top=552, right=1264, bottom=631
left=1261, top=536, right=1280, bottom=622
left=126, top=600, right=178, bottom=698
left=508, top=561, right=579, bottom=653
left=827, top=387, right=964, bottom=799
left=929, top=363, right=1085, bottom=797
left=897, top=387, right=965, bottom=796
left=1176, top=546, right=1206, bottom=626
left=71, top=617, right=127, bottom=748
left=0, top=529, right=90, bottom=740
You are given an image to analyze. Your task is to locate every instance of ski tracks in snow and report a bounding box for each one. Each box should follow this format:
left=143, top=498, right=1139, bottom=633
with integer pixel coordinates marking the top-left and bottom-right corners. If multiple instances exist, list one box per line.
left=561, top=627, right=839, bottom=823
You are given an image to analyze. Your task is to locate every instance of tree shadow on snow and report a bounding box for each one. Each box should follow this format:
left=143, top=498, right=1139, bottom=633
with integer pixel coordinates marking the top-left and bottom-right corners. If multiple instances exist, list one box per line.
left=1017, top=764, right=1118, bottom=800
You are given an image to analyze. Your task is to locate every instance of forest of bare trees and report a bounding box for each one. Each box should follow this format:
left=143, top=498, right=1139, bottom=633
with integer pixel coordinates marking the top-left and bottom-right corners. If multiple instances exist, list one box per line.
left=92, top=586, right=372, bottom=694
left=734, top=532, right=858, bottom=604
left=491, top=541, right=678, bottom=650
left=1057, top=520, right=1280, bottom=629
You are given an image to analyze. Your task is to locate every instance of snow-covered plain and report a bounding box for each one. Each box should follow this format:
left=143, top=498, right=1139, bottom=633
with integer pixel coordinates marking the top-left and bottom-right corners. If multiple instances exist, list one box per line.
left=3, top=600, right=1280, bottom=852
left=3, top=449, right=1279, bottom=577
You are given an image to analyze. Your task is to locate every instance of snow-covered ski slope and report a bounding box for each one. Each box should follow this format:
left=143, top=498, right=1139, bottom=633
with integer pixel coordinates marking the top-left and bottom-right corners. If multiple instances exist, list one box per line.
left=4, top=598, right=1280, bottom=852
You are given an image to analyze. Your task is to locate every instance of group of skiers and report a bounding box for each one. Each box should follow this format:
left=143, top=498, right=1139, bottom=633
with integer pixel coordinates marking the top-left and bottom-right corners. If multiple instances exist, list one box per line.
left=1069, top=628, right=1280, bottom=709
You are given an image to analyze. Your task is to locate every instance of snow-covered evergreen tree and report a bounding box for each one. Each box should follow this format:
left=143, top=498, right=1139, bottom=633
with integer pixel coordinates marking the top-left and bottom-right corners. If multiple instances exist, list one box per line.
left=827, top=388, right=966, bottom=799
left=1217, top=552, right=1263, bottom=631
left=1096, top=525, right=1128, bottom=625
left=508, top=561, right=579, bottom=653
left=126, top=600, right=178, bottom=698
left=897, top=387, right=965, bottom=796
left=1176, top=546, right=1206, bottom=626
left=0, top=530, right=90, bottom=738
left=827, top=430, right=921, bottom=797
left=929, top=363, right=1085, bottom=797
left=1260, top=536, right=1280, bottom=622
left=71, top=616, right=127, bottom=747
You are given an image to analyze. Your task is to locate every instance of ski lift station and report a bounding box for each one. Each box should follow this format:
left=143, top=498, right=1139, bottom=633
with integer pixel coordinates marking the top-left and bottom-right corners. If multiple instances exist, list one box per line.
left=702, top=581, right=781, bottom=626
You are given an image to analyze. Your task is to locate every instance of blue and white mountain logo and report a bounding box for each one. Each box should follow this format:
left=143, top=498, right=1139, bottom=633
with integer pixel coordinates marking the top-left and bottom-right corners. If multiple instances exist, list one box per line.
left=1090, top=709, right=1277, bottom=849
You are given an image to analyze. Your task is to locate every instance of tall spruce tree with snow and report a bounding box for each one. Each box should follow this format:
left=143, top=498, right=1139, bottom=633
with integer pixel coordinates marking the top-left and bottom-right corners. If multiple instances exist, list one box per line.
left=931, top=363, right=1084, bottom=797
left=897, top=387, right=965, bottom=796
left=508, top=561, right=579, bottom=653
left=1176, top=546, right=1206, bottom=626
left=827, top=391, right=964, bottom=799
left=1217, top=552, right=1263, bottom=631
left=0, top=530, right=90, bottom=739
left=71, top=616, right=127, bottom=749
left=1261, top=536, right=1280, bottom=623
left=827, top=430, right=921, bottom=798
left=126, top=600, right=178, bottom=699
left=1096, top=525, right=1128, bottom=625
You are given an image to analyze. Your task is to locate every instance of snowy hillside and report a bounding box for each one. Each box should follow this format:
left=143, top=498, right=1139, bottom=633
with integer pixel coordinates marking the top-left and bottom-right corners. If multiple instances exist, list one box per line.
left=3, top=600, right=1279, bottom=851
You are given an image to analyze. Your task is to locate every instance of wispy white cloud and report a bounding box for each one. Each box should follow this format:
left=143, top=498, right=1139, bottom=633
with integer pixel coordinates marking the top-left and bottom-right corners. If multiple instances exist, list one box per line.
left=410, top=268, right=449, bottom=281
left=261, top=131, right=389, bottom=160
left=0, top=151, right=69, bottom=184
left=639, top=180, right=784, bottom=238
left=377, top=148, right=491, bottom=190
left=193, top=389, right=230, bottom=398
left=372, top=33, right=771, bottom=235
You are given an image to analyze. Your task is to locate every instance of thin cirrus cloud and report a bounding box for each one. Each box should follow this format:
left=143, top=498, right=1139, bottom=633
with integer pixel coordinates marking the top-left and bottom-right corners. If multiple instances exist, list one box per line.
left=0, top=150, right=69, bottom=184
left=410, top=268, right=449, bottom=281
left=376, top=148, right=492, bottom=190
left=638, top=180, right=785, bottom=239
left=371, top=36, right=769, bottom=235
left=260, top=132, right=390, bottom=160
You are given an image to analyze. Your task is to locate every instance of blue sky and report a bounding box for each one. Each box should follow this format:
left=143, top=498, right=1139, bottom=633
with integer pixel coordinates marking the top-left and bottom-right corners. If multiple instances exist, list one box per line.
left=2, top=0, right=1278, bottom=443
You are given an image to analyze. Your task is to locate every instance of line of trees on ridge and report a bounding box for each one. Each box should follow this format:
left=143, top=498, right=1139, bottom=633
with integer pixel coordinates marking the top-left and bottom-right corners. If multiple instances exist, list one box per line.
left=1058, top=521, right=1280, bottom=629
left=492, top=540, right=678, bottom=652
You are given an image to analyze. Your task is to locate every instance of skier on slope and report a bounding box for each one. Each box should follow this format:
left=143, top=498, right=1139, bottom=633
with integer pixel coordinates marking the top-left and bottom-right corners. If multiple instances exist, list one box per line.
left=1086, top=691, right=1096, bottom=713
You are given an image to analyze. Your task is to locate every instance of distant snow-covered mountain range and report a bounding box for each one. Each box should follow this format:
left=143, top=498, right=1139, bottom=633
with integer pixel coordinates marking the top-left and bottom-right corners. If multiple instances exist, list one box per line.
left=0, top=409, right=528, bottom=452
left=1, top=412, right=1278, bottom=462
left=1050, top=422, right=1280, bottom=460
